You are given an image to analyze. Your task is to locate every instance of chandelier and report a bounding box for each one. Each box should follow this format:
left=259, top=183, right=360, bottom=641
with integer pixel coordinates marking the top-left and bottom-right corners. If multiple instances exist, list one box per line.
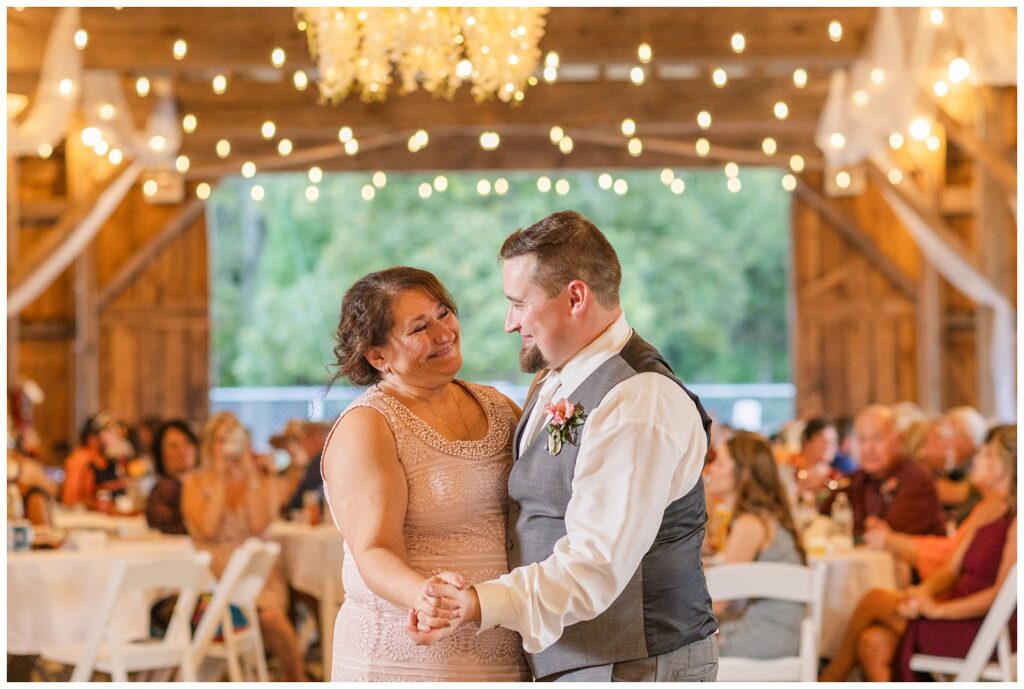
left=297, top=7, right=549, bottom=104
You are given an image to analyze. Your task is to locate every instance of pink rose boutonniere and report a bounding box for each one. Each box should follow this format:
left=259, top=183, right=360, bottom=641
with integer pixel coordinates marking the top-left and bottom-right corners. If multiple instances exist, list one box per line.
left=544, top=398, right=587, bottom=456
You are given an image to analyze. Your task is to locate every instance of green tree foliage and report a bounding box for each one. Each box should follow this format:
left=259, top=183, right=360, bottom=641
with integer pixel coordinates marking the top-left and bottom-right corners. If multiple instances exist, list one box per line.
left=209, top=168, right=791, bottom=387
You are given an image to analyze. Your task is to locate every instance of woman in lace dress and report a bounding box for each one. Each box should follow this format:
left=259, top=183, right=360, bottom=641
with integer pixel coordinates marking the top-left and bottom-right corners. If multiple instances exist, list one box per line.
left=321, top=267, right=531, bottom=681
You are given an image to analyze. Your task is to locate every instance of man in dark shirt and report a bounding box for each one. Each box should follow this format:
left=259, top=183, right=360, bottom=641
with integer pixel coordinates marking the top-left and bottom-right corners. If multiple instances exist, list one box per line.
left=281, top=421, right=332, bottom=512
left=822, top=405, right=945, bottom=538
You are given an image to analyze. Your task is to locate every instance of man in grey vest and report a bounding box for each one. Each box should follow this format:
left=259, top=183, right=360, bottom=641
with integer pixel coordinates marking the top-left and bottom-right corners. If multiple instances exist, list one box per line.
left=411, top=210, right=718, bottom=681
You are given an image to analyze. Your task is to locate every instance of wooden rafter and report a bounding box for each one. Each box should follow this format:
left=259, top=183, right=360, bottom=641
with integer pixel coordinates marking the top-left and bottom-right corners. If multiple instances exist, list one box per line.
left=793, top=176, right=917, bottom=301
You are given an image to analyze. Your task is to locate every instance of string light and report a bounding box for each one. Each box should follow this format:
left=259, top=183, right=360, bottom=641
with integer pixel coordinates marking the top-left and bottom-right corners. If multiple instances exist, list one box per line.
left=712, top=68, right=727, bottom=87
left=660, top=168, right=674, bottom=184
left=143, top=179, right=158, bottom=197
left=433, top=175, right=447, bottom=191
left=730, top=32, right=746, bottom=53
left=853, top=89, right=869, bottom=107
left=613, top=178, right=628, bottom=195
left=549, top=125, right=564, bottom=144
left=926, top=134, right=941, bottom=151
left=173, top=39, right=187, bottom=60
left=261, top=121, right=276, bottom=139
left=870, top=68, right=885, bottom=85
left=215, top=139, right=230, bottom=158
left=888, top=168, right=903, bottom=184
left=197, top=182, right=212, bottom=200
left=277, top=139, right=293, bottom=156
left=495, top=178, right=509, bottom=195
left=58, top=78, right=74, bottom=96
left=724, top=162, right=739, bottom=178
left=762, top=137, right=777, bottom=156
left=479, top=131, right=500, bottom=150
left=793, top=68, right=808, bottom=89
left=598, top=173, right=613, bottom=190
left=558, top=136, right=574, bottom=154
left=74, top=29, right=88, bottom=50
left=695, top=138, right=710, bottom=157
left=627, top=137, right=642, bottom=157
left=136, top=76, right=150, bottom=97
left=477, top=179, right=491, bottom=195
left=670, top=178, right=685, bottom=194
left=789, top=154, right=805, bottom=172
left=555, top=179, right=570, bottom=195
left=836, top=171, right=851, bottom=188
left=293, top=70, right=309, bottom=91
left=933, top=80, right=949, bottom=97
left=149, top=134, right=167, bottom=152
left=251, top=184, right=265, bottom=201
left=338, top=126, right=353, bottom=143
left=629, top=67, right=645, bottom=85
left=621, top=119, right=636, bottom=136
left=727, top=177, right=742, bottom=193
left=107, top=148, right=122, bottom=164
left=374, top=172, right=388, bottom=188
left=305, top=185, right=319, bottom=202
left=828, top=20, right=843, bottom=42
left=39, top=143, right=54, bottom=159
left=889, top=132, right=905, bottom=149
left=175, top=155, right=189, bottom=173
left=241, top=161, right=256, bottom=178
left=308, top=166, right=323, bottom=183
left=93, top=140, right=109, bottom=156
left=344, top=139, right=359, bottom=155
left=361, top=184, right=375, bottom=201
left=909, top=118, right=931, bottom=141
left=81, top=127, right=102, bottom=147
left=212, top=74, right=227, bottom=94
left=697, top=111, right=712, bottom=130
left=182, top=114, right=197, bottom=133
left=271, top=47, right=286, bottom=68
left=829, top=132, right=846, bottom=149
left=948, top=58, right=971, bottom=83
left=637, top=43, right=652, bottom=64
left=774, top=101, right=789, bottom=120
left=782, top=174, right=796, bottom=191
left=930, top=9, right=944, bottom=25
left=537, top=176, right=551, bottom=192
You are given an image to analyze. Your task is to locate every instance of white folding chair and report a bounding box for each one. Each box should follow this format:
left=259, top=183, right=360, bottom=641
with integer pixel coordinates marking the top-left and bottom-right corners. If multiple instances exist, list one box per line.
left=910, top=562, right=1017, bottom=682
left=319, top=534, right=345, bottom=675
left=40, top=550, right=212, bottom=682
left=706, top=560, right=826, bottom=682
left=190, top=538, right=282, bottom=682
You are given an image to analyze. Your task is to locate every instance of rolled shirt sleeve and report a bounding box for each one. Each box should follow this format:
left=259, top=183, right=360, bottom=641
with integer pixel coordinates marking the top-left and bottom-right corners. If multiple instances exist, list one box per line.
left=476, top=373, right=708, bottom=653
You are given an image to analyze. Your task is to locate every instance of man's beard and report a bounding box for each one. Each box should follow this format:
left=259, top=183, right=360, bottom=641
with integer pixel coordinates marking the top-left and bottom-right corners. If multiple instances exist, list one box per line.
left=519, top=343, right=547, bottom=373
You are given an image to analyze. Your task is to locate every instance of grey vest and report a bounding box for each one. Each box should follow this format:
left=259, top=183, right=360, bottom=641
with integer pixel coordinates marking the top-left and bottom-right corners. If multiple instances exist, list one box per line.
left=507, top=332, right=717, bottom=678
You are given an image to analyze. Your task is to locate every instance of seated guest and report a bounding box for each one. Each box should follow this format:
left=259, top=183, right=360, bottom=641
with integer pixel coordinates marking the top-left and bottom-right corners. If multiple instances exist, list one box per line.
left=704, top=431, right=806, bottom=659
left=182, top=411, right=306, bottom=681
left=792, top=417, right=840, bottom=498
left=832, top=415, right=858, bottom=475
left=863, top=424, right=1010, bottom=581
left=821, top=405, right=945, bottom=539
left=819, top=424, right=1016, bottom=682
left=935, top=406, right=987, bottom=509
left=145, top=420, right=198, bottom=535
left=61, top=411, right=134, bottom=509
left=278, top=420, right=331, bottom=513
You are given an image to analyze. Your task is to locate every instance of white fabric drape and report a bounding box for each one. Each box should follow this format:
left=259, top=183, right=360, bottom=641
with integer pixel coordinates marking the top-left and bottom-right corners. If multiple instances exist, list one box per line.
left=8, top=161, right=144, bottom=318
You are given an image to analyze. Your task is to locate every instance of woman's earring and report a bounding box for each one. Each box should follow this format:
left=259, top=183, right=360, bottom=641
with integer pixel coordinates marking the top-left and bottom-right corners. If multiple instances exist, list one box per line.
left=383, top=364, right=393, bottom=376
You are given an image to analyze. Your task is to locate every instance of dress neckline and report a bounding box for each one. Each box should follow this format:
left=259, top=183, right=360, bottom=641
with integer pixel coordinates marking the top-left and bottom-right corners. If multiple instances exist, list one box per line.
left=373, top=379, right=495, bottom=446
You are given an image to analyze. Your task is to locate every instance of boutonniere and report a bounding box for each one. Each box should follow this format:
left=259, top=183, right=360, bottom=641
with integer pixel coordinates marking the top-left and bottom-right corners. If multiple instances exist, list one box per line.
left=544, top=398, right=587, bottom=456
left=880, top=476, right=900, bottom=503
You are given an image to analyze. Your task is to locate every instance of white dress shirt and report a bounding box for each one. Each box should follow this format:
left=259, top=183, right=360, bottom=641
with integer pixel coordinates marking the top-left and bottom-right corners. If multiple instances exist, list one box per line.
left=475, top=312, right=708, bottom=654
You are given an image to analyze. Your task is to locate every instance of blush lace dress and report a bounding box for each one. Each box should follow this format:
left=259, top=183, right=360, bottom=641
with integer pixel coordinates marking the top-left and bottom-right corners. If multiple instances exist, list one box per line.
left=323, top=381, right=531, bottom=682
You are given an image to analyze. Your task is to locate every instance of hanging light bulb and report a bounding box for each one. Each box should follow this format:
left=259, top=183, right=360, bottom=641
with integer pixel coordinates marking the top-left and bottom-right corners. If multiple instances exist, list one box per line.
left=261, top=121, right=276, bottom=139
left=135, top=76, right=150, bottom=97
left=774, top=101, right=789, bottom=119
left=909, top=118, right=931, bottom=141
left=637, top=43, right=652, bottom=64
left=344, top=138, right=359, bottom=156
left=933, top=80, right=949, bottom=97
left=419, top=182, right=433, bottom=199
left=250, top=184, right=265, bottom=201
left=293, top=70, right=309, bottom=91
left=271, top=47, right=286, bottom=68
left=948, top=57, right=971, bottom=83
left=627, top=137, right=642, bottom=157
left=173, top=39, right=187, bottom=60
left=277, top=139, right=293, bottom=156
left=793, top=68, right=808, bottom=89
left=495, top=178, right=509, bottom=195
left=58, top=78, right=74, bottom=96
left=305, top=185, right=319, bottom=202
left=697, top=111, right=712, bottom=130
left=731, top=32, right=746, bottom=53
left=215, top=139, right=231, bottom=158
left=828, top=20, right=843, bottom=42
left=537, top=176, right=551, bottom=192
left=308, top=166, right=323, bottom=183
left=212, top=74, right=227, bottom=94
left=724, top=162, right=739, bottom=178
left=241, top=161, right=256, bottom=178
left=477, top=179, right=492, bottom=195
left=889, top=132, right=905, bottom=149
left=555, top=179, right=570, bottom=195
left=558, top=136, right=574, bottom=154
left=549, top=125, right=564, bottom=144
left=829, top=132, right=846, bottom=149
left=762, top=137, right=777, bottom=156
left=712, top=68, right=727, bottom=87
left=621, top=118, right=636, bottom=136
left=74, top=29, right=88, bottom=50
left=660, top=168, right=674, bottom=185
left=789, top=154, right=805, bottom=172
left=670, top=178, right=685, bottom=194
left=479, top=131, right=500, bottom=150
left=433, top=175, right=447, bottom=191
left=374, top=171, right=388, bottom=188
left=598, top=173, right=613, bottom=190
left=613, top=178, right=628, bottom=195
left=727, top=177, right=742, bottom=193
left=143, top=179, right=159, bottom=197
left=695, top=138, right=710, bottom=157
left=361, top=184, right=375, bottom=201
left=182, top=113, right=197, bottom=133
left=629, top=67, right=646, bottom=85
left=782, top=174, right=797, bottom=191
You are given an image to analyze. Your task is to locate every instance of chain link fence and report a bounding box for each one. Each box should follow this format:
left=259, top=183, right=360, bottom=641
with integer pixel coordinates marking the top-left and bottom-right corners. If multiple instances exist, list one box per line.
left=211, top=383, right=795, bottom=453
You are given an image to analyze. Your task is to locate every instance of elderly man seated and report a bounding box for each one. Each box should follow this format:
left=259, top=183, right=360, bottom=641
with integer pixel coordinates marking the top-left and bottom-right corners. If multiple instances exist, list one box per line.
left=821, top=405, right=945, bottom=539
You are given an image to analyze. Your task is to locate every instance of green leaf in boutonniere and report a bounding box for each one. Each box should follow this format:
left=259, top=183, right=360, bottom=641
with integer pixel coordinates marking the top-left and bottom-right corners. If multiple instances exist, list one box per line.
left=544, top=398, right=587, bottom=457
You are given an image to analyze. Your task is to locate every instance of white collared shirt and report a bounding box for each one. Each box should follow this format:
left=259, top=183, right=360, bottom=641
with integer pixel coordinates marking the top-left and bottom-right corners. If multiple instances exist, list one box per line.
left=475, top=312, right=708, bottom=653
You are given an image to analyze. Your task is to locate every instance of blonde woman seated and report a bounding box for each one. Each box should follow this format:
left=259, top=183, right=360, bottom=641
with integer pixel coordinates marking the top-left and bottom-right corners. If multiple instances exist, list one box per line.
left=704, top=431, right=806, bottom=659
left=181, top=411, right=306, bottom=681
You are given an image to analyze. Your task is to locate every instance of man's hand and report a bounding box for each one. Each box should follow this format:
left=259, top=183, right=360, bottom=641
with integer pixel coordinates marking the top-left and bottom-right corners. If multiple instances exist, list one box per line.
left=412, top=572, right=465, bottom=629
left=405, top=573, right=484, bottom=646
left=863, top=516, right=891, bottom=550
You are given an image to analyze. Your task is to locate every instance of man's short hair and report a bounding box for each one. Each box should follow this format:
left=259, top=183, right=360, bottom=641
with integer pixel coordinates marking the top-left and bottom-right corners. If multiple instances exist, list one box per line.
left=498, top=210, right=622, bottom=308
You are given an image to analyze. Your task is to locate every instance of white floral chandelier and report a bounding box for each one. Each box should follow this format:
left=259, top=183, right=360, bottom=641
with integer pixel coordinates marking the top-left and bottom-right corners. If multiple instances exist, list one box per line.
left=297, top=7, right=548, bottom=104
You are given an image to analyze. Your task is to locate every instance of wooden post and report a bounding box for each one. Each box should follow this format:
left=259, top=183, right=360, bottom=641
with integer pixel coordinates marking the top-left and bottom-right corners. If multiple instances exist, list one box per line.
left=8, top=154, right=21, bottom=381
left=67, top=118, right=102, bottom=434
left=916, top=263, right=942, bottom=413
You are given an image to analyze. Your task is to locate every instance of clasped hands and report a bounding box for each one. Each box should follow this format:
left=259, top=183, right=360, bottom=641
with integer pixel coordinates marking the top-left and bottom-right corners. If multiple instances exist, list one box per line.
left=895, top=585, right=939, bottom=619
left=404, top=571, right=479, bottom=645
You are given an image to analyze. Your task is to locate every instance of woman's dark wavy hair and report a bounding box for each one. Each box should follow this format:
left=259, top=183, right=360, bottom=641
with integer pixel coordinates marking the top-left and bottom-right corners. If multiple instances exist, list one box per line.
left=328, top=267, right=458, bottom=388
left=727, top=431, right=807, bottom=564
left=152, top=419, right=198, bottom=477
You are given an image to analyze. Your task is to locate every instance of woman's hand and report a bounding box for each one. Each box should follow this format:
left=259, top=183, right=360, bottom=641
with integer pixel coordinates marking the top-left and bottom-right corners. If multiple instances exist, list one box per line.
left=411, top=572, right=465, bottom=629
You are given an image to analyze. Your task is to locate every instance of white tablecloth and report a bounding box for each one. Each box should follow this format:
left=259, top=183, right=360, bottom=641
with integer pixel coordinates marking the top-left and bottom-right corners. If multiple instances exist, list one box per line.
left=52, top=508, right=149, bottom=535
left=809, top=548, right=897, bottom=658
left=265, top=521, right=344, bottom=599
left=7, top=536, right=195, bottom=655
